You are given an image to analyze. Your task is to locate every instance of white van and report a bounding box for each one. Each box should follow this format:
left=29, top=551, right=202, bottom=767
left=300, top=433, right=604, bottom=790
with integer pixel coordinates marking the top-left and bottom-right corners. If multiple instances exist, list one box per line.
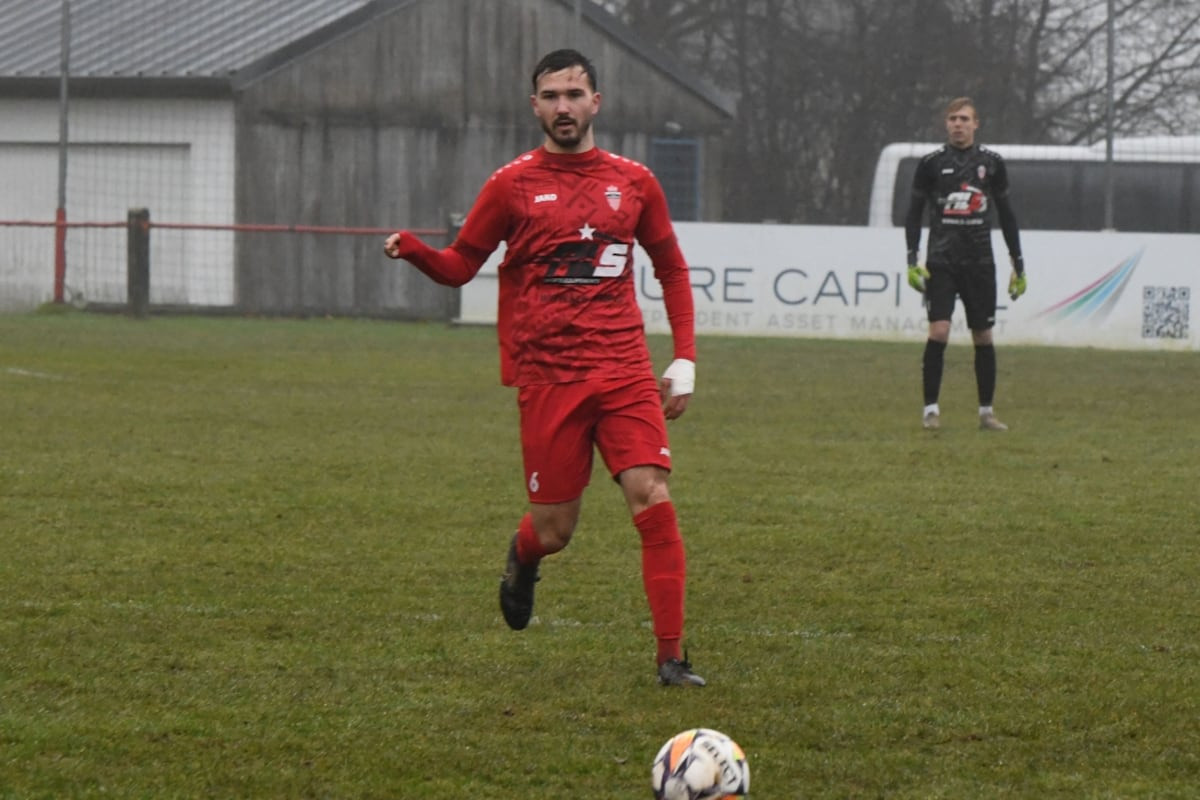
left=868, top=136, right=1200, bottom=233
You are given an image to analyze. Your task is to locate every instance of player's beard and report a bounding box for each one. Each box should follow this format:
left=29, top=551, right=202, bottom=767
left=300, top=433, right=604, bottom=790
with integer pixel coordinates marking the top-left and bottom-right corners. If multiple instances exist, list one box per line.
left=543, top=114, right=592, bottom=150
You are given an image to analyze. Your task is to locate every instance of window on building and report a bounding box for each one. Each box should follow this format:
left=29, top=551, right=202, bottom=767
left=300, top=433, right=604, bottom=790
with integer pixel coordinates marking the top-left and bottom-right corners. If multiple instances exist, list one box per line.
left=649, top=137, right=700, bottom=221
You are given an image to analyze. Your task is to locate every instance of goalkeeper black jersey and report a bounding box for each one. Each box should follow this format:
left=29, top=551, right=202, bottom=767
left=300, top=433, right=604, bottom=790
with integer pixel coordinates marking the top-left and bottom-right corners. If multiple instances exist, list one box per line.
left=905, top=143, right=1016, bottom=266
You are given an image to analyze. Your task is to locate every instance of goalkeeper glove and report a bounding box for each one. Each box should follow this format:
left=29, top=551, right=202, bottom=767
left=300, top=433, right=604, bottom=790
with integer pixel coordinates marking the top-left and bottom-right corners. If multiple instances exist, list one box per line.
left=906, top=252, right=930, bottom=293
left=1008, top=255, right=1027, bottom=300
left=1008, top=271, right=1027, bottom=301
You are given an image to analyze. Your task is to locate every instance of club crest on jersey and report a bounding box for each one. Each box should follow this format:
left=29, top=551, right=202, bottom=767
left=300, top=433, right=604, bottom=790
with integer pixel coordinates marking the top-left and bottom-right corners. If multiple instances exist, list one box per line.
left=605, top=185, right=621, bottom=211
left=977, top=165, right=987, bottom=180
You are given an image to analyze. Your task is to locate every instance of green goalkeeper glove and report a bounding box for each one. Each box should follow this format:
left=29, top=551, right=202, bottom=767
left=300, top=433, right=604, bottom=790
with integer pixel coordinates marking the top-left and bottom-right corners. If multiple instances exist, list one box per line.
left=1008, top=271, right=1027, bottom=301
left=907, top=257, right=930, bottom=293
left=1008, top=255, right=1027, bottom=300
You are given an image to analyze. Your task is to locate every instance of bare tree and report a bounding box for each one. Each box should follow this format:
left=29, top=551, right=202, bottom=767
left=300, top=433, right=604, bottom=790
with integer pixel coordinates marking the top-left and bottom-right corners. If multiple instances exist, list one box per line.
left=605, top=0, right=1200, bottom=223
left=1028, top=0, right=1200, bottom=141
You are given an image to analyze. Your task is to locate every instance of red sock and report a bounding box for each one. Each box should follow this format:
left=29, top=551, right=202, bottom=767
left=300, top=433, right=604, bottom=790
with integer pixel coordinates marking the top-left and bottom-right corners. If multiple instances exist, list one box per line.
left=634, top=501, right=685, bottom=665
left=514, top=512, right=547, bottom=565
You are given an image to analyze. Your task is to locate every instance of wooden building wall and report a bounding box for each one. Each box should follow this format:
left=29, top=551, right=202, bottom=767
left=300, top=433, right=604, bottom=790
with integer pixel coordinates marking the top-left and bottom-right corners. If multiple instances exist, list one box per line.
left=234, top=0, right=731, bottom=316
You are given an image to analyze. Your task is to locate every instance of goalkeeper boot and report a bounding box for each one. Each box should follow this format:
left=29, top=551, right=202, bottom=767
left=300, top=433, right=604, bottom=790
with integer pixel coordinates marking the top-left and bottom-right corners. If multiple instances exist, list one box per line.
left=499, top=534, right=539, bottom=630
left=979, top=411, right=1009, bottom=431
left=658, top=655, right=706, bottom=687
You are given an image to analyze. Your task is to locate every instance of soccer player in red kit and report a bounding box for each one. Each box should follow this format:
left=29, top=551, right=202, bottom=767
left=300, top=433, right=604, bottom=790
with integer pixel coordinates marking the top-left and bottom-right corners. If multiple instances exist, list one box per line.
left=383, top=49, right=703, bottom=686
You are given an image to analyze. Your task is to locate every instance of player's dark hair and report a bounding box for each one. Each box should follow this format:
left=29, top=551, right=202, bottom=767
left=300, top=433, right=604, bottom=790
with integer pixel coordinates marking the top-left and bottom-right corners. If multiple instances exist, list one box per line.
left=531, top=49, right=597, bottom=92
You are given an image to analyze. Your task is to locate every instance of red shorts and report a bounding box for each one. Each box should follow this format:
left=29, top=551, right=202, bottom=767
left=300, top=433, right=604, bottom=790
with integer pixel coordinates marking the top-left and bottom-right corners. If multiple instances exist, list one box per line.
left=516, top=374, right=672, bottom=504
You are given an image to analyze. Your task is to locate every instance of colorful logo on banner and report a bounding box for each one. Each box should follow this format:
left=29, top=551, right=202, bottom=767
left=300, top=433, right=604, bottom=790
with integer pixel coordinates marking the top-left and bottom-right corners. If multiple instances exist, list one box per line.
left=1036, top=249, right=1143, bottom=325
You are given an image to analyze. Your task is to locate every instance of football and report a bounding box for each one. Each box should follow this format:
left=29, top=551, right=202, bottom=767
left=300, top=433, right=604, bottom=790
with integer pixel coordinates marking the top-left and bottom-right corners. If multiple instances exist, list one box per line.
left=651, top=728, right=750, bottom=799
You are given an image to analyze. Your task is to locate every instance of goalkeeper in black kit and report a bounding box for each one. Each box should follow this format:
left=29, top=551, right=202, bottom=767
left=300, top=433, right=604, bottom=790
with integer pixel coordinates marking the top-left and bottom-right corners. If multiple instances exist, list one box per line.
left=904, top=96, right=1026, bottom=431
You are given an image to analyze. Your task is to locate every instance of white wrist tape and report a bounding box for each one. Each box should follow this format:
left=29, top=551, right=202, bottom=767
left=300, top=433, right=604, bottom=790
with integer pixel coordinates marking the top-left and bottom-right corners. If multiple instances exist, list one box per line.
left=662, top=358, right=695, bottom=396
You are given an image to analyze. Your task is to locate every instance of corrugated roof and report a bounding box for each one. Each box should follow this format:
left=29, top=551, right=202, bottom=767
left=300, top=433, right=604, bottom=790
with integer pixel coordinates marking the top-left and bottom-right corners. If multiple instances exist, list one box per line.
left=0, top=0, right=376, bottom=79
left=0, top=0, right=733, bottom=116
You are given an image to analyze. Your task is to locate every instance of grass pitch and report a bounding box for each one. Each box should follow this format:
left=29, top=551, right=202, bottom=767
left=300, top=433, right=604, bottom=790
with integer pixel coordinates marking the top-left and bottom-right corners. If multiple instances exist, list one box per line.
left=1, top=312, right=1197, bottom=798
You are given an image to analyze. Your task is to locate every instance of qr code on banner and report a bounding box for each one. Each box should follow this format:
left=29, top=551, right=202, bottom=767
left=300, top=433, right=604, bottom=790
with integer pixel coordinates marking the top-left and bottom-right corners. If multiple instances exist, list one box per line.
left=1142, top=286, right=1190, bottom=339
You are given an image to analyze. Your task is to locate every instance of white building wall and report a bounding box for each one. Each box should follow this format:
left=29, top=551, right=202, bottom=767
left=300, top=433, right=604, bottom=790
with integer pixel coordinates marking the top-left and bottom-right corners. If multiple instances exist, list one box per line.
left=0, top=97, right=236, bottom=309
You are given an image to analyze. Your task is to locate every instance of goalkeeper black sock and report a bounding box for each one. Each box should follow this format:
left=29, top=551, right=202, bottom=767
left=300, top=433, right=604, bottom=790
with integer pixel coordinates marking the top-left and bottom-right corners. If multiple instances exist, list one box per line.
left=974, top=343, right=997, bottom=406
left=922, top=339, right=947, bottom=405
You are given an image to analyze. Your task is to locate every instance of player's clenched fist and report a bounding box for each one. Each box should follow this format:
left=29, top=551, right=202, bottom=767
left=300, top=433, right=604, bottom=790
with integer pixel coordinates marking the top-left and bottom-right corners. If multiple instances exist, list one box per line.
left=383, top=232, right=403, bottom=259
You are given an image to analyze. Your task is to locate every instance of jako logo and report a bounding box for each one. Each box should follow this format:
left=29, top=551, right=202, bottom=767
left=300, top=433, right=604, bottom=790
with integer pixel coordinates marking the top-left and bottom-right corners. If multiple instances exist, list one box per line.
left=534, top=193, right=557, bottom=203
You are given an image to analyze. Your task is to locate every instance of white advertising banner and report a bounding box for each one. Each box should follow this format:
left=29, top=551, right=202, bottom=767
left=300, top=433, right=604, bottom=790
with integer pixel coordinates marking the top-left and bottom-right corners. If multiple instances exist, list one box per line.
left=457, top=223, right=1198, bottom=351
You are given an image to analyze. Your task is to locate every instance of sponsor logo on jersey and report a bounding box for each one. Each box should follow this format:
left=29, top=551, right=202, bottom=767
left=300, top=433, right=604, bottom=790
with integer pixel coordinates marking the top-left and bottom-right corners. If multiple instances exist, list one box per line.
left=943, top=183, right=988, bottom=216
left=605, top=185, right=622, bottom=211
left=534, top=193, right=557, bottom=204
left=539, top=238, right=629, bottom=285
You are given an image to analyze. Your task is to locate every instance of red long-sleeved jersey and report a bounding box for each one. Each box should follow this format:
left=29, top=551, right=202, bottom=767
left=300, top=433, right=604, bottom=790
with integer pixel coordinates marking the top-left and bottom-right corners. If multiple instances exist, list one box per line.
left=393, top=146, right=695, bottom=387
